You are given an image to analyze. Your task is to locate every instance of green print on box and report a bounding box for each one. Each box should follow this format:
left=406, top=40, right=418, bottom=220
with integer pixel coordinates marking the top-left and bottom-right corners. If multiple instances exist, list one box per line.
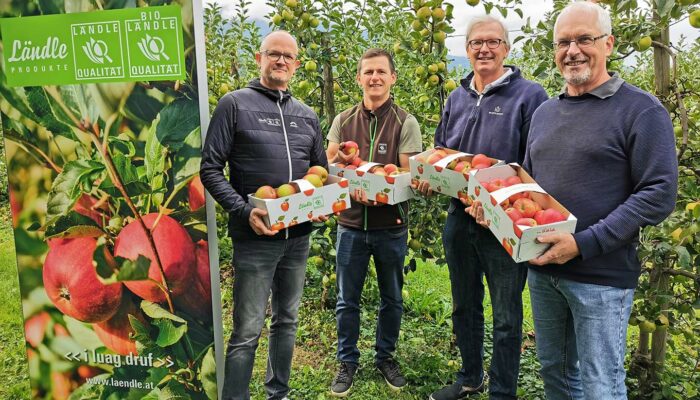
left=1, top=5, right=184, bottom=86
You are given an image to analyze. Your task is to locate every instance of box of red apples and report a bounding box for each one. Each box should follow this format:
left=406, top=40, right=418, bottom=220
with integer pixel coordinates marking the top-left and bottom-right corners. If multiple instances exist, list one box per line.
left=248, top=166, right=351, bottom=230
left=408, top=148, right=503, bottom=200
left=468, top=164, right=578, bottom=262
left=329, top=161, right=414, bottom=205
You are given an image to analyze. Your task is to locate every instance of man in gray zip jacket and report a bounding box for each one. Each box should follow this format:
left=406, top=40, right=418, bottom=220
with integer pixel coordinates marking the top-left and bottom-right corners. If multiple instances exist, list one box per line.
left=200, top=30, right=327, bottom=400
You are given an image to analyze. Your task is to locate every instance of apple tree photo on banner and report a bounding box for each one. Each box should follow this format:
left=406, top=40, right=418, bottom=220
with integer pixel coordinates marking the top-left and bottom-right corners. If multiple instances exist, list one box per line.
left=0, top=1, right=218, bottom=398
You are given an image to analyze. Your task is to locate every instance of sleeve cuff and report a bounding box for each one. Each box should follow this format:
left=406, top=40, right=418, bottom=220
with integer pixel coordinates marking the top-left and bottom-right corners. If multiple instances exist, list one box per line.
left=239, top=203, right=254, bottom=222
left=573, top=229, right=603, bottom=260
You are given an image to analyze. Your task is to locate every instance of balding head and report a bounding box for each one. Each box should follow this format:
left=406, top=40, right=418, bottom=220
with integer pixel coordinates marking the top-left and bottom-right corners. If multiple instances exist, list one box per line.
left=260, top=30, right=298, bottom=53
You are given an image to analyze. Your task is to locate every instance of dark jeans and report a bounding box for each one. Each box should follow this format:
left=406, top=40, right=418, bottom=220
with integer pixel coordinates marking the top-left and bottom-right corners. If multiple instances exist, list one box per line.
left=222, top=234, right=310, bottom=400
left=335, top=225, right=407, bottom=365
left=443, top=207, right=527, bottom=399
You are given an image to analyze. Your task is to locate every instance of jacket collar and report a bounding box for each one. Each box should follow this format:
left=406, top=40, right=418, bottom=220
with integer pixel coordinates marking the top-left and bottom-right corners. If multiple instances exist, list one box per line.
left=247, top=78, right=292, bottom=102
left=360, top=97, right=394, bottom=119
left=460, top=65, right=521, bottom=95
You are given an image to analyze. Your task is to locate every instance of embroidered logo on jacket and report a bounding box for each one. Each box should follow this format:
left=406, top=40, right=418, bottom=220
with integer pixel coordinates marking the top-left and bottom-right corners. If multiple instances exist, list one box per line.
left=378, top=143, right=387, bottom=154
left=258, top=118, right=281, bottom=127
left=290, top=121, right=298, bottom=128
left=488, top=106, right=504, bottom=116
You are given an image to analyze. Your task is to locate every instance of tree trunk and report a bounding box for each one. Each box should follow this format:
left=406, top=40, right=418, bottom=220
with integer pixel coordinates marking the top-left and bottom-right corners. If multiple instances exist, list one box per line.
left=322, top=38, right=336, bottom=122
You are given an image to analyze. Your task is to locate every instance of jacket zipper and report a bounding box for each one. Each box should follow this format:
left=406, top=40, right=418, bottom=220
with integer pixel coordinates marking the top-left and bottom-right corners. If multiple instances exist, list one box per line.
left=277, top=92, right=292, bottom=240
left=364, top=114, right=378, bottom=231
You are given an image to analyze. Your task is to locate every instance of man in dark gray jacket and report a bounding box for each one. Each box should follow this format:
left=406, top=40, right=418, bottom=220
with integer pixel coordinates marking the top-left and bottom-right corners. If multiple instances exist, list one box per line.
left=200, top=30, right=327, bottom=400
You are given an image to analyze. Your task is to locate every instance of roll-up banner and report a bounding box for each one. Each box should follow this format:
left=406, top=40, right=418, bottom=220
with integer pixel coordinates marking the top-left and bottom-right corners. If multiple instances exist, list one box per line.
left=0, top=1, right=223, bottom=398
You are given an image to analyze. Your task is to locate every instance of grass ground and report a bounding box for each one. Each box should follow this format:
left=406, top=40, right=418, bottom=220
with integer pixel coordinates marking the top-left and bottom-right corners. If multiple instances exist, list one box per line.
left=0, top=208, right=31, bottom=399
left=219, top=259, right=546, bottom=399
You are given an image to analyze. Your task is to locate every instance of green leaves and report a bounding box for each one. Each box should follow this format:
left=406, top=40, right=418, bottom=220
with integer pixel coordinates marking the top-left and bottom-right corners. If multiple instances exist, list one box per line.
left=45, top=160, right=105, bottom=227
left=44, top=212, right=103, bottom=239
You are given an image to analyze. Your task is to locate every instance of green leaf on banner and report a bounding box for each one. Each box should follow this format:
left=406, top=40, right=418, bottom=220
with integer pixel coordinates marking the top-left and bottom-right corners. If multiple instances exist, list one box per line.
left=37, top=0, right=64, bottom=14
left=145, top=114, right=167, bottom=205
left=100, top=153, right=149, bottom=197
left=45, top=160, right=105, bottom=226
left=201, top=347, right=218, bottom=400
left=160, top=380, right=189, bottom=399
left=25, top=87, right=75, bottom=139
left=0, top=70, right=36, bottom=120
left=63, top=316, right=104, bottom=351
left=156, top=98, right=199, bottom=152
left=124, top=85, right=164, bottom=125
left=153, top=319, right=187, bottom=347
left=141, top=301, right=186, bottom=323
left=45, top=211, right=103, bottom=239
left=173, top=126, right=202, bottom=188
left=13, top=228, right=48, bottom=256
left=116, top=255, right=151, bottom=282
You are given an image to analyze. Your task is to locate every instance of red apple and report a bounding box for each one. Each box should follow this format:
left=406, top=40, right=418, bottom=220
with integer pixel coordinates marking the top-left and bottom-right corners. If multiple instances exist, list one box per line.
left=188, top=175, right=206, bottom=210
left=504, top=207, right=523, bottom=222
left=276, top=183, right=297, bottom=198
left=471, top=153, right=491, bottom=166
left=346, top=165, right=357, bottom=170
left=426, top=152, right=444, bottom=165
left=351, top=157, right=363, bottom=167
left=372, top=167, right=387, bottom=176
left=515, top=218, right=538, bottom=227
left=453, top=160, right=471, bottom=173
left=535, top=208, right=567, bottom=225
left=115, top=214, right=196, bottom=303
left=93, top=296, right=146, bottom=356
left=384, top=164, right=398, bottom=175
left=513, top=198, right=542, bottom=218
left=340, top=141, right=359, bottom=156
left=307, top=166, right=329, bottom=183
left=43, top=238, right=123, bottom=323
left=470, top=163, right=492, bottom=170
left=174, top=240, right=212, bottom=322
left=254, top=185, right=277, bottom=199
left=505, top=176, right=523, bottom=186
left=303, top=174, right=323, bottom=188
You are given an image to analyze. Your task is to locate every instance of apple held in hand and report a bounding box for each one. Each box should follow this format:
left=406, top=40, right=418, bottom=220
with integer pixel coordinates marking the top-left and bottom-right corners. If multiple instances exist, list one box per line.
left=340, top=141, right=359, bottom=156
left=255, top=185, right=278, bottom=199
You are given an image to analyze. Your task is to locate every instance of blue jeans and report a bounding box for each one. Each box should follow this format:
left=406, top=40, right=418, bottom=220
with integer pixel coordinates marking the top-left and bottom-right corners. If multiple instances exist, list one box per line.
left=528, top=269, right=634, bottom=400
left=222, top=234, right=310, bottom=400
left=443, top=208, right=527, bottom=399
left=335, top=225, right=407, bottom=365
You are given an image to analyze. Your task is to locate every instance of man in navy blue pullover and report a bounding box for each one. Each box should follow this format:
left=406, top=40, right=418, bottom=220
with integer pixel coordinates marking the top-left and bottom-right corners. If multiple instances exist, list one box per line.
left=422, top=15, right=548, bottom=400
left=522, top=2, right=678, bottom=399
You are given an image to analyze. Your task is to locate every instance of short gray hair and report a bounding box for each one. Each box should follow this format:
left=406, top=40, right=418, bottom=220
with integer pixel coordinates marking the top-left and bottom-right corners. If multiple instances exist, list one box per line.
left=554, top=1, right=612, bottom=36
left=465, top=15, right=510, bottom=48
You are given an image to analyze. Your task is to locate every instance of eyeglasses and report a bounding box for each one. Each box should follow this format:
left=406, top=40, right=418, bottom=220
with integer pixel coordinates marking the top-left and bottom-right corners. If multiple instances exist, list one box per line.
left=467, top=39, right=504, bottom=50
left=260, top=50, right=298, bottom=64
left=554, top=34, right=608, bottom=51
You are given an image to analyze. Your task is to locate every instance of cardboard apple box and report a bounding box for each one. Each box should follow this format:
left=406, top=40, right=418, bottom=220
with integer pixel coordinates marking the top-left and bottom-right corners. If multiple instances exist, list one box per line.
left=328, top=162, right=414, bottom=205
left=247, top=175, right=351, bottom=230
left=408, top=148, right=502, bottom=201
left=467, top=164, right=577, bottom=262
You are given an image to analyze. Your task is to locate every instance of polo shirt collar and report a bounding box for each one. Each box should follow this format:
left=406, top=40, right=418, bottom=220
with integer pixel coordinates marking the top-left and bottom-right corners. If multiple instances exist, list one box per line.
left=559, top=72, right=624, bottom=99
left=469, top=67, right=513, bottom=95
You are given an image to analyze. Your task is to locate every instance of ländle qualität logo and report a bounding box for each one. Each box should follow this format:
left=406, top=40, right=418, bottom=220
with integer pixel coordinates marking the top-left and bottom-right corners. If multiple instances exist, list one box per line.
left=1, top=5, right=184, bottom=86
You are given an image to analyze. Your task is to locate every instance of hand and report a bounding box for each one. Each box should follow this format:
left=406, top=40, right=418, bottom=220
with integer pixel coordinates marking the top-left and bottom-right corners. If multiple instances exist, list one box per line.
left=248, top=208, right=277, bottom=236
left=336, top=150, right=358, bottom=164
left=411, top=180, right=433, bottom=196
left=311, top=214, right=328, bottom=222
left=529, top=233, right=580, bottom=266
left=350, top=188, right=377, bottom=206
left=466, top=200, right=488, bottom=228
